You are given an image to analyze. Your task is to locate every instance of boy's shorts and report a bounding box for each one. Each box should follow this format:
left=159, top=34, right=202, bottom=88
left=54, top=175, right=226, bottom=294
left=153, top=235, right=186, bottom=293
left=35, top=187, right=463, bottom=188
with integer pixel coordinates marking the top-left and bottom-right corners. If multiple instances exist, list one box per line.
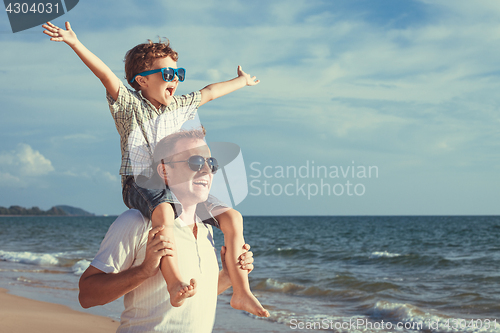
left=122, top=175, right=225, bottom=228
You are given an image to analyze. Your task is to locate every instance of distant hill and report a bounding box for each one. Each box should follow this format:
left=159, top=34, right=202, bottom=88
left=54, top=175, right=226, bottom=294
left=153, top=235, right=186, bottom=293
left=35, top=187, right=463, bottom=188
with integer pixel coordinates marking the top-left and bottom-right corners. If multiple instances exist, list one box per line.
left=55, top=205, right=95, bottom=216
left=0, top=205, right=94, bottom=216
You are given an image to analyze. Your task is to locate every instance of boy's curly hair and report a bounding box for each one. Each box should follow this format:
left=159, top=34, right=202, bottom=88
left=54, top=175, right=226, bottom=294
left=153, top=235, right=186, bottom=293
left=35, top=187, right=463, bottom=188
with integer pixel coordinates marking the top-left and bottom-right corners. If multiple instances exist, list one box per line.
left=125, top=38, right=179, bottom=91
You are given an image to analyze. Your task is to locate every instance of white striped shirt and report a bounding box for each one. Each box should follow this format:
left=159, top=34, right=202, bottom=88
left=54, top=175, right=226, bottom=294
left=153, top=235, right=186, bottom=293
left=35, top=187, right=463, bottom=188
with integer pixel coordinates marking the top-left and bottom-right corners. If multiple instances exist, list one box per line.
left=91, top=209, right=219, bottom=333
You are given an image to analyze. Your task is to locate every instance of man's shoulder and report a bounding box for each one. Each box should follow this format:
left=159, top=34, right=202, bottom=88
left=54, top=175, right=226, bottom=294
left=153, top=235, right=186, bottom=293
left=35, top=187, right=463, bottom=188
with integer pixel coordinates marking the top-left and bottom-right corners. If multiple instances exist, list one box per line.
left=91, top=209, right=149, bottom=274
left=116, top=208, right=148, bottom=222
left=118, top=208, right=147, bottom=221
left=108, top=209, right=150, bottom=234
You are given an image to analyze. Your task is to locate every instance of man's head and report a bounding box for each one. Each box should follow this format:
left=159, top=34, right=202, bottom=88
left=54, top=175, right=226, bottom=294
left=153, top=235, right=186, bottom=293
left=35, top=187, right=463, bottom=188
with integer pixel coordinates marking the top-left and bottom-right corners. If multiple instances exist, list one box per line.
left=154, top=127, right=217, bottom=207
left=125, top=39, right=181, bottom=108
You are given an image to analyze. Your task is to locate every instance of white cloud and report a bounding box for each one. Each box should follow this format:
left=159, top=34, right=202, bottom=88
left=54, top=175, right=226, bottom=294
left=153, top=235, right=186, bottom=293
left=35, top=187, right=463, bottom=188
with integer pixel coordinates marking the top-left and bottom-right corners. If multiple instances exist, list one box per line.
left=0, top=143, right=54, bottom=177
left=49, top=133, right=101, bottom=146
left=0, top=171, right=22, bottom=187
left=63, top=165, right=118, bottom=183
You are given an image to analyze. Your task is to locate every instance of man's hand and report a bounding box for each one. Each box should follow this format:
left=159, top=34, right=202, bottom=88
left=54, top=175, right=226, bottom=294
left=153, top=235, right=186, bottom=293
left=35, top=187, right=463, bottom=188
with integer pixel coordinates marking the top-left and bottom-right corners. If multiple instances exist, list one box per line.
left=42, top=21, right=78, bottom=46
left=139, top=226, right=174, bottom=278
left=237, top=66, right=260, bottom=86
left=221, top=244, right=254, bottom=274
left=217, top=244, right=254, bottom=295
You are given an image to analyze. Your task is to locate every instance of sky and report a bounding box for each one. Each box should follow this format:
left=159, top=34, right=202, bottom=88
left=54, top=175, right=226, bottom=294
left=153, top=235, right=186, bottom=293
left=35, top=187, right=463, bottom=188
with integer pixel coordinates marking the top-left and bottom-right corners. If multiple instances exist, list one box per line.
left=0, top=0, right=499, bottom=216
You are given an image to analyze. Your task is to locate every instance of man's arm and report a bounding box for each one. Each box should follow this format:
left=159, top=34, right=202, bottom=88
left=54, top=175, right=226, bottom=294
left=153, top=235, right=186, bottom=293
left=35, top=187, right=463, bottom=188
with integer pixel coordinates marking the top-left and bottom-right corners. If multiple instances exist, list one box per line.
left=217, top=245, right=254, bottom=295
left=42, top=21, right=121, bottom=100
left=78, top=226, right=172, bottom=308
left=199, top=66, right=259, bottom=107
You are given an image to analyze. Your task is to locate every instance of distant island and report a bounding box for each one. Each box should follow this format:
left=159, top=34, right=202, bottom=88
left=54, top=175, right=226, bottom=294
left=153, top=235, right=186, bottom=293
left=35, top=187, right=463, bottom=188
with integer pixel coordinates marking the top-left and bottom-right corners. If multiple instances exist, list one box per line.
left=0, top=205, right=95, bottom=216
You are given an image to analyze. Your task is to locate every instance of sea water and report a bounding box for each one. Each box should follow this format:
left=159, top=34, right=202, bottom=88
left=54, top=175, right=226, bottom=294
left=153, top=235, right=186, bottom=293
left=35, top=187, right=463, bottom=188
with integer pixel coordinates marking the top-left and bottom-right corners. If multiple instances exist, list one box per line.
left=1, top=215, right=499, bottom=332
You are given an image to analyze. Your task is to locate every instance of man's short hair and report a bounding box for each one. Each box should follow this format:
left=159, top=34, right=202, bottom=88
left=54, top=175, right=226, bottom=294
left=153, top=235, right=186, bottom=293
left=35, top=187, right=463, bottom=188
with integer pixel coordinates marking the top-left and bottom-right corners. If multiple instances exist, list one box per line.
left=153, top=126, right=207, bottom=165
left=125, top=38, right=179, bottom=91
left=139, top=127, right=207, bottom=189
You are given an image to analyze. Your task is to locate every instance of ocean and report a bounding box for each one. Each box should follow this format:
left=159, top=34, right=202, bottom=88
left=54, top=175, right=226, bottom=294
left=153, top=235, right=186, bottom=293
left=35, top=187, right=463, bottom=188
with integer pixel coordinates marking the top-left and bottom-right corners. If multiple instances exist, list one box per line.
left=0, top=215, right=499, bottom=332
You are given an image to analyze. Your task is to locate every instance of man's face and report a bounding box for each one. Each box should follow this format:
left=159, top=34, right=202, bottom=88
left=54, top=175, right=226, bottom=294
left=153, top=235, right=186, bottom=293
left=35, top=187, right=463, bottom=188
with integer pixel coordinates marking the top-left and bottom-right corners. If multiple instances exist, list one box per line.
left=162, top=138, right=213, bottom=207
left=140, top=56, right=179, bottom=108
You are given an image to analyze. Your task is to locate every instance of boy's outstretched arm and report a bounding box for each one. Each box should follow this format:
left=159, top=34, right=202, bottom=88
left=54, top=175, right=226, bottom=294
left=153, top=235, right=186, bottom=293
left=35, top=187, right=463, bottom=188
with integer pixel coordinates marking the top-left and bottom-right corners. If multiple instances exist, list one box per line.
left=199, top=66, right=259, bottom=107
left=42, top=21, right=120, bottom=100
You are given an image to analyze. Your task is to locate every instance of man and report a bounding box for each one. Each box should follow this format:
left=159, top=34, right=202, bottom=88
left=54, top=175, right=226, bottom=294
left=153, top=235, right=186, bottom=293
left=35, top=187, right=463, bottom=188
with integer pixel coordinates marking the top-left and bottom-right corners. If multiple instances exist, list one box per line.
left=78, top=127, right=254, bottom=332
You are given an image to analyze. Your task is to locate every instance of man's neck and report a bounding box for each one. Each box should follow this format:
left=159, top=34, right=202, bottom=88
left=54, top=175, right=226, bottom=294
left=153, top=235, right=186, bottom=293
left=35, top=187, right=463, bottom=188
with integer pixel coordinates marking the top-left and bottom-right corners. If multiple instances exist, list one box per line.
left=178, top=205, right=198, bottom=238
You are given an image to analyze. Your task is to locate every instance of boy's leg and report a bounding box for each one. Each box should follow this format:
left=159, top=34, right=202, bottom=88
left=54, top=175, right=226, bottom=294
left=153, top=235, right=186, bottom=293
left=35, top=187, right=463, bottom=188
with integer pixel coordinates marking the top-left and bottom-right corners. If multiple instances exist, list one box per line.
left=152, top=203, right=196, bottom=307
left=123, top=177, right=196, bottom=307
left=215, top=208, right=269, bottom=317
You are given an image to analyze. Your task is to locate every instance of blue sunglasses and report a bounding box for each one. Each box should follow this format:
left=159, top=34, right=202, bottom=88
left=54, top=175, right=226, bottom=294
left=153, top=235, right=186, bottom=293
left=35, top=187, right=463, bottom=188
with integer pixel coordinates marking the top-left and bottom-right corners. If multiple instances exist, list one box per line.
left=130, top=67, right=186, bottom=83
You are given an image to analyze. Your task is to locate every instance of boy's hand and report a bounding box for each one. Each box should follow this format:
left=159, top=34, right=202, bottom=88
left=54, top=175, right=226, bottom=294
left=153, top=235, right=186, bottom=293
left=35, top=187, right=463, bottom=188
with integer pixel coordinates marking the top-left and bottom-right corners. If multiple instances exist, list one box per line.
left=237, top=65, right=260, bottom=86
left=43, top=21, right=78, bottom=46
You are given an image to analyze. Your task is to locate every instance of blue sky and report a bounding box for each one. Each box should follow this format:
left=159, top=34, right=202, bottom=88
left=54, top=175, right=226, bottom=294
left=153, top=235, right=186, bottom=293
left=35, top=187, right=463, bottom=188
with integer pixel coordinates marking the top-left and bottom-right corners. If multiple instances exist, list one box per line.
left=1, top=0, right=499, bottom=216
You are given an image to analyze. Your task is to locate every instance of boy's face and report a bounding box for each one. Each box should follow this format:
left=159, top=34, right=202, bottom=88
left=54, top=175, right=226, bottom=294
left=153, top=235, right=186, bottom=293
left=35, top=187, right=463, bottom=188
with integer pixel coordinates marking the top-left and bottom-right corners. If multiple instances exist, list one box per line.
left=140, top=56, right=179, bottom=109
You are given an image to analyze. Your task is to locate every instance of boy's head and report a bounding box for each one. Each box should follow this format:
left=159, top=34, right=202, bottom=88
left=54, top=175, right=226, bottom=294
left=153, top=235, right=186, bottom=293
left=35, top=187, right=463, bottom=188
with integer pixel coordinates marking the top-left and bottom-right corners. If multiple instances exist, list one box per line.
left=125, top=39, right=179, bottom=91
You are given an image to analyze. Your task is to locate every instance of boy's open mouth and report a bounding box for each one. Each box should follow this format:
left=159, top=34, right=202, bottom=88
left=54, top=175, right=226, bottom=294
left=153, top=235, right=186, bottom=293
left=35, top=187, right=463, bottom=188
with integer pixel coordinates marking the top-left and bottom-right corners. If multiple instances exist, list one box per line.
left=166, top=87, right=175, bottom=96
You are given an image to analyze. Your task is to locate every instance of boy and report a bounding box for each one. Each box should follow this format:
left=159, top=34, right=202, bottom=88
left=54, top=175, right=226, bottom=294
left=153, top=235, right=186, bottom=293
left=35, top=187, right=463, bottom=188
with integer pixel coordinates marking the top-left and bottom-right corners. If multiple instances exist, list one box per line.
left=42, top=21, right=269, bottom=318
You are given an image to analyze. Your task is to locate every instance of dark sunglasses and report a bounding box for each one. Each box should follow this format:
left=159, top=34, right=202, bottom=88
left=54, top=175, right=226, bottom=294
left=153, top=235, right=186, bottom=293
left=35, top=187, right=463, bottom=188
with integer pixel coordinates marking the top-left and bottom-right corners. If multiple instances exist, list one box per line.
left=164, top=155, right=219, bottom=174
left=130, top=67, right=186, bottom=83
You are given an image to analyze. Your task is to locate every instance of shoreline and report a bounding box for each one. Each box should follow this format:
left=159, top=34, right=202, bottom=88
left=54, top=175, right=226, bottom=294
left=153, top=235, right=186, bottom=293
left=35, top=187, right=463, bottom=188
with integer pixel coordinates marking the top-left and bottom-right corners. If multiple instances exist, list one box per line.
left=0, top=288, right=120, bottom=333
left=0, top=287, right=289, bottom=333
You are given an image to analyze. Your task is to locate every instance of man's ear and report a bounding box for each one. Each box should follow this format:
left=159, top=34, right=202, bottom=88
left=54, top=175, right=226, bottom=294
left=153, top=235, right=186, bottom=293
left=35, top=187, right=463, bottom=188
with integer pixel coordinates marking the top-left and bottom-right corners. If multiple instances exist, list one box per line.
left=157, top=163, right=168, bottom=185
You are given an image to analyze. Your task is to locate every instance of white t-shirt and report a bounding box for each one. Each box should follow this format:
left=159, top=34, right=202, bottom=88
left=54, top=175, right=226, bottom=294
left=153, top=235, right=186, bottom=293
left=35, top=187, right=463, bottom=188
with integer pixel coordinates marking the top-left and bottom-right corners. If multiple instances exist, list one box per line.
left=91, top=209, right=219, bottom=333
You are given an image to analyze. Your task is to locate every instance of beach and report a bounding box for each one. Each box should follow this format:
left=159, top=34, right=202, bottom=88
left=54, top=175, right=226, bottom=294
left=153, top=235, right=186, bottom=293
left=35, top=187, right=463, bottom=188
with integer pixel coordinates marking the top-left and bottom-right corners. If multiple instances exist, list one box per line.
left=0, top=287, right=287, bottom=333
left=0, top=288, right=119, bottom=333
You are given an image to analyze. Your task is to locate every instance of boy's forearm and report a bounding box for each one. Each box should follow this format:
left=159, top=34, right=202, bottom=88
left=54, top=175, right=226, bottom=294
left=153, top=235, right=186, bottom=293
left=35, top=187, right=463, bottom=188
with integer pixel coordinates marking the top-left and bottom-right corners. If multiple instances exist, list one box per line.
left=70, top=40, right=110, bottom=79
left=199, top=76, right=246, bottom=106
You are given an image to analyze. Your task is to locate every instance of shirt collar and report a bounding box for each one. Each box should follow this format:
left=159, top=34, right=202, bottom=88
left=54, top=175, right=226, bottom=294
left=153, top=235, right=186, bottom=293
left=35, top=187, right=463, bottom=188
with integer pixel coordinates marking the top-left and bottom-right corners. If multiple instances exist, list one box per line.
left=138, top=89, right=166, bottom=112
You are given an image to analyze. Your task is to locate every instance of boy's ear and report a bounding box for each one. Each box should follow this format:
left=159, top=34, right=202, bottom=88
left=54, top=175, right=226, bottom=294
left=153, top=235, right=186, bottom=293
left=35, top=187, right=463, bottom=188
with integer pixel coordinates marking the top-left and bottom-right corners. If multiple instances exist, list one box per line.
left=135, top=75, right=148, bottom=88
left=157, top=163, right=169, bottom=184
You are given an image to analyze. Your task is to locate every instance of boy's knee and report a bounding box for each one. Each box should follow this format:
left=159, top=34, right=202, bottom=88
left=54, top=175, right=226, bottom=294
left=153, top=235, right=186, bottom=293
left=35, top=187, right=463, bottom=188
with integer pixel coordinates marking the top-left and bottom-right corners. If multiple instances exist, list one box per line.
left=218, top=209, right=243, bottom=234
left=152, top=202, right=176, bottom=226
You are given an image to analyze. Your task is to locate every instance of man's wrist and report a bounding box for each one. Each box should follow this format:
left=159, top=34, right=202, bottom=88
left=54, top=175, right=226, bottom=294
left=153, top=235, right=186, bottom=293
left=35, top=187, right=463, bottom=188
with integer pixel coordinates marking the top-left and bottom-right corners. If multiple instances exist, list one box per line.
left=136, top=263, right=155, bottom=281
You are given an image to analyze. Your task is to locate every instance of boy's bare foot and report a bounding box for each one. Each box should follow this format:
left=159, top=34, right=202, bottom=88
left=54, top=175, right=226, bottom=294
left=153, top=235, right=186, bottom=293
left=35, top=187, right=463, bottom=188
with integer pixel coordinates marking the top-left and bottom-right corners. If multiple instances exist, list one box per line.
left=230, top=291, right=270, bottom=317
left=168, top=279, right=197, bottom=307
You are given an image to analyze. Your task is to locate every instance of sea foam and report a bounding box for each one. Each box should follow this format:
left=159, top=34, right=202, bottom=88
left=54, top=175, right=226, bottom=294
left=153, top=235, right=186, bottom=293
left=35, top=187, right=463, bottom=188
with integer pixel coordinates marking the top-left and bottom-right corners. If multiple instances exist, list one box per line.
left=370, top=251, right=401, bottom=259
left=256, top=278, right=305, bottom=293
left=371, top=301, right=500, bottom=333
left=72, top=260, right=91, bottom=275
left=0, top=250, right=59, bottom=266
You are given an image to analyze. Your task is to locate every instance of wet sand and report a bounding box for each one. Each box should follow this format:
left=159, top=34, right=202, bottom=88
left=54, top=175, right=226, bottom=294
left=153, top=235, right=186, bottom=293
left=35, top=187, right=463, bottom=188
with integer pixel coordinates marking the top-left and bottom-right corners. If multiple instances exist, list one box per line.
left=0, top=288, right=287, bottom=333
left=0, top=288, right=119, bottom=333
